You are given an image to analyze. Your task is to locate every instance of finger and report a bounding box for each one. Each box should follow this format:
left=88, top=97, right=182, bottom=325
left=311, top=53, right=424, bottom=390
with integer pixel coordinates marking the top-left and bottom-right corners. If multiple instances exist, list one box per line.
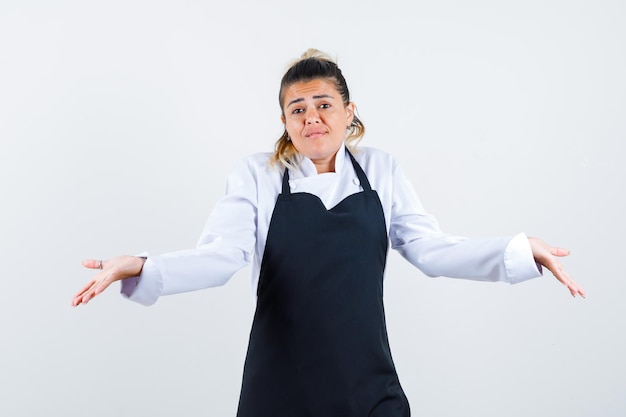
left=74, top=278, right=96, bottom=295
left=73, top=274, right=108, bottom=306
left=73, top=289, right=94, bottom=306
left=549, top=247, right=570, bottom=257
left=544, top=258, right=568, bottom=284
left=72, top=279, right=97, bottom=301
left=81, top=291, right=93, bottom=304
left=71, top=294, right=84, bottom=307
left=81, top=283, right=102, bottom=304
left=565, top=277, right=586, bottom=298
left=82, top=259, right=105, bottom=270
left=93, top=276, right=114, bottom=297
left=72, top=288, right=93, bottom=306
left=72, top=282, right=98, bottom=306
left=566, top=282, right=586, bottom=298
left=548, top=262, right=585, bottom=298
left=572, top=287, right=585, bottom=298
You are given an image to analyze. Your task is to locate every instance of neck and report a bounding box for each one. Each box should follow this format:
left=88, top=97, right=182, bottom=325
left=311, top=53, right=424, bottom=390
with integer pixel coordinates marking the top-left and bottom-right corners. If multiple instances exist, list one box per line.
left=312, top=154, right=336, bottom=174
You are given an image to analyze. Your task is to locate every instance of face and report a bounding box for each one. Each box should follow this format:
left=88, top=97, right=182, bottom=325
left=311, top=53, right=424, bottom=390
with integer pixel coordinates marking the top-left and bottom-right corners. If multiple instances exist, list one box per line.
left=281, top=79, right=355, bottom=173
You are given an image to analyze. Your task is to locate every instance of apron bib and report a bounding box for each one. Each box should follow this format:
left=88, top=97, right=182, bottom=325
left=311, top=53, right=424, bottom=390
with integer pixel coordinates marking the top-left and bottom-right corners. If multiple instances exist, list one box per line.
left=236, top=151, right=410, bottom=416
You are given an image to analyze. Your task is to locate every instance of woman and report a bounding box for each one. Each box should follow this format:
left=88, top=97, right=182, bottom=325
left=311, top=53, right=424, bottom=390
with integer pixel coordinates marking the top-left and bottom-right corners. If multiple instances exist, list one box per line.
left=72, top=49, right=584, bottom=416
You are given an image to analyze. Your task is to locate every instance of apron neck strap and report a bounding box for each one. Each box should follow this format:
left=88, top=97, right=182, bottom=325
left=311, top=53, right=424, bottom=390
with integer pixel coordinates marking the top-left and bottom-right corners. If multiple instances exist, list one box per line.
left=282, top=165, right=291, bottom=195
left=347, top=150, right=372, bottom=192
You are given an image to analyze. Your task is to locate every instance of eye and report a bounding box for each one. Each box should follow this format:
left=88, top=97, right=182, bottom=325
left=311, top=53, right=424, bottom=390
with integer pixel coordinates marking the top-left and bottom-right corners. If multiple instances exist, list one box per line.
left=319, top=103, right=331, bottom=109
left=291, top=108, right=304, bottom=115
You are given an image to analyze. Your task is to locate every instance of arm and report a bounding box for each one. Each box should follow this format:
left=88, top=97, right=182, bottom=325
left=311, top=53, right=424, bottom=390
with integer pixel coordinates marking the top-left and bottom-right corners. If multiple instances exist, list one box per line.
left=388, top=160, right=584, bottom=296
left=72, top=157, right=260, bottom=306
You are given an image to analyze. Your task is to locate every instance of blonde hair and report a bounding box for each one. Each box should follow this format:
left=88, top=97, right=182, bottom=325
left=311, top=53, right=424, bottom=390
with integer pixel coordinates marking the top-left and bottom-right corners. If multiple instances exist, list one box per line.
left=272, top=49, right=365, bottom=169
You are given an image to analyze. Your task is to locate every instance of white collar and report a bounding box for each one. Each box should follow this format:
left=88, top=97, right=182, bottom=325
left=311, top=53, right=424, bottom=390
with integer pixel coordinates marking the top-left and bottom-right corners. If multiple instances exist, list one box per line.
left=297, top=142, right=347, bottom=178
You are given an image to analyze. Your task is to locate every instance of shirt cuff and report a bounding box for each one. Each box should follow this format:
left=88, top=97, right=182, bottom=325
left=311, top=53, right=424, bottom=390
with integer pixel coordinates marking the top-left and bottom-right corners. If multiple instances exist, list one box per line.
left=120, top=255, right=163, bottom=306
left=504, top=233, right=543, bottom=284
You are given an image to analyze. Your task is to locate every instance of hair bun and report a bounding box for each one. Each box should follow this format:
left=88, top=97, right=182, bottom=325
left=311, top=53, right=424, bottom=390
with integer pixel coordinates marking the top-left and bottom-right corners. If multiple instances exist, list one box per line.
left=299, top=48, right=335, bottom=63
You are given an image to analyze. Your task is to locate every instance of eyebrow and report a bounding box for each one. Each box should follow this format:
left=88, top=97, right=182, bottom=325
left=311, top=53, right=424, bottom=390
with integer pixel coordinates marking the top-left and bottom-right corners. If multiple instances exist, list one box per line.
left=286, top=94, right=334, bottom=108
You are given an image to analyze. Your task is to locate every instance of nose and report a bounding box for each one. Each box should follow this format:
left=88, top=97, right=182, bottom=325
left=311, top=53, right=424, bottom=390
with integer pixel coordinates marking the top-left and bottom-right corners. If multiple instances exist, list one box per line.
left=305, top=107, right=320, bottom=124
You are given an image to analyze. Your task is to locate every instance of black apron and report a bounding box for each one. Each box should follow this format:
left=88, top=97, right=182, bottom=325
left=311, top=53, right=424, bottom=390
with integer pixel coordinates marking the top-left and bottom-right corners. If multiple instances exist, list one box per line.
left=236, top=152, right=410, bottom=417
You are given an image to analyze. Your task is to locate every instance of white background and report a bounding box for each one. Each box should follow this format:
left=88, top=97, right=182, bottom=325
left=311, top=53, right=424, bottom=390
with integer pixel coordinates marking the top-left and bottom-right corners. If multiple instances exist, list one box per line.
left=1, top=0, right=624, bottom=416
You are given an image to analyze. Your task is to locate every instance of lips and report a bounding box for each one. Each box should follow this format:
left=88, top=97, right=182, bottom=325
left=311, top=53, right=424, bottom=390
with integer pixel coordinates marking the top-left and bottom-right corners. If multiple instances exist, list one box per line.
left=304, top=129, right=327, bottom=139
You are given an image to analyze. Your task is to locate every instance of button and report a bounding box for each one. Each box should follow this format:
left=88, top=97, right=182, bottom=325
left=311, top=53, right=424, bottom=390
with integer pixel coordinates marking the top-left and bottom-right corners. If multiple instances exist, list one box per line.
left=290, top=182, right=297, bottom=190
left=352, top=178, right=360, bottom=186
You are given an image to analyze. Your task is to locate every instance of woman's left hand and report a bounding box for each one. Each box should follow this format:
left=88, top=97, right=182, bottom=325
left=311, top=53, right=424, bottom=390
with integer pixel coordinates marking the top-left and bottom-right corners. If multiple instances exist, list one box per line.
left=528, top=237, right=585, bottom=298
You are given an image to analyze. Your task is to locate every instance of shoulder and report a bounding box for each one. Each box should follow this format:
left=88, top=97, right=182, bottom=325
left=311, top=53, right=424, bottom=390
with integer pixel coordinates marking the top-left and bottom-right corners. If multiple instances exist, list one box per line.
left=223, top=152, right=282, bottom=196
left=237, top=152, right=273, bottom=167
left=350, top=146, right=399, bottom=172
left=230, top=152, right=282, bottom=178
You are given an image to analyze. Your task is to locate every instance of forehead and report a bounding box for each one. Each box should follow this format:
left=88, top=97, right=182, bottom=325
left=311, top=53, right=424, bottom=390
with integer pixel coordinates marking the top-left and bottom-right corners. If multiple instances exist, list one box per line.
left=282, top=79, right=340, bottom=104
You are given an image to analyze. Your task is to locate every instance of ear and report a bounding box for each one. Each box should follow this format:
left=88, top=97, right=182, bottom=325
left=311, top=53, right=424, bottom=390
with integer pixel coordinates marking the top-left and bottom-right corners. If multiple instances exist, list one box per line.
left=280, top=114, right=286, bottom=125
left=346, top=102, right=356, bottom=126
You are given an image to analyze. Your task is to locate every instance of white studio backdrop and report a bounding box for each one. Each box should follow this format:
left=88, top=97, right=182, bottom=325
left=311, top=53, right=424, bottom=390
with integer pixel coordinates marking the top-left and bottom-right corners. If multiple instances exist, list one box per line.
left=1, top=0, right=624, bottom=416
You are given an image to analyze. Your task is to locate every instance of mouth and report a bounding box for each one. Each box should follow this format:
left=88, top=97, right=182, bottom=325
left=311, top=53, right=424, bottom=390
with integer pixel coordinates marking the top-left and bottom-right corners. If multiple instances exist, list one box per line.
left=305, top=130, right=327, bottom=139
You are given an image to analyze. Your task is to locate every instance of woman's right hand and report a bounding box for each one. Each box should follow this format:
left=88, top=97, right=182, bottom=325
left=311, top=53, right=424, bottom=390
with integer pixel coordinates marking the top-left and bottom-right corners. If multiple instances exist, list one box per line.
left=71, top=256, right=146, bottom=306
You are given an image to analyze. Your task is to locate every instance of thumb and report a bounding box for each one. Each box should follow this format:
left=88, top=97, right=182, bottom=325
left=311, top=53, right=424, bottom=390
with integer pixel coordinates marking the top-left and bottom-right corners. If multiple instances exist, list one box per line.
left=549, top=247, right=570, bottom=257
left=82, top=259, right=103, bottom=269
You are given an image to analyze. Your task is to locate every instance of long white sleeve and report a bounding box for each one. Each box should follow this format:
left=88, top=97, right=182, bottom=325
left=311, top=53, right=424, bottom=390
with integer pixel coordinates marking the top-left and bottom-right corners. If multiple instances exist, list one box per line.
left=120, top=157, right=260, bottom=306
left=385, top=158, right=541, bottom=283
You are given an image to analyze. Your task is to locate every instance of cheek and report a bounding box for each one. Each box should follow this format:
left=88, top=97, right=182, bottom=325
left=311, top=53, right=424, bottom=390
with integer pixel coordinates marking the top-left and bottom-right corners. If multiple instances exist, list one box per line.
left=285, top=119, right=301, bottom=136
